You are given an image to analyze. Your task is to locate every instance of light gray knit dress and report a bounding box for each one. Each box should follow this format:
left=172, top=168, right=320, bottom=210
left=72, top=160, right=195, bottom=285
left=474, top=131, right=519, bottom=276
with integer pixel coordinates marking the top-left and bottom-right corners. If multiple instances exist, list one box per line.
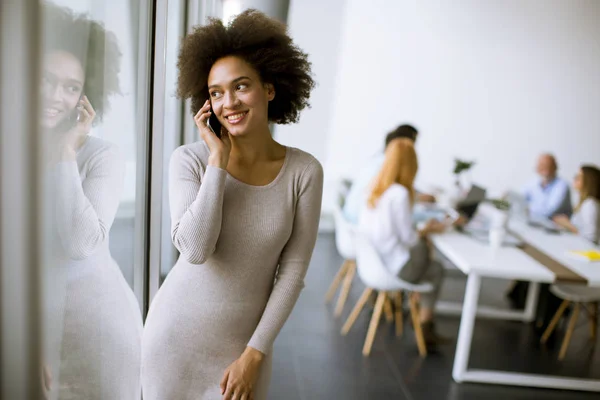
left=141, top=141, right=323, bottom=399
left=48, top=136, right=143, bottom=400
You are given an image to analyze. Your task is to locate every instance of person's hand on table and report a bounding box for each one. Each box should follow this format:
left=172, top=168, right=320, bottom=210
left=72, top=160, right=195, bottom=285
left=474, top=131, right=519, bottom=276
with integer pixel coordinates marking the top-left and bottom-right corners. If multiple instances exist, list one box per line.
left=419, top=219, right=446, bottom=237
left=552, top=214, right=570, bottom=227
left=452, top=214, right=468, bottom=228
left=552, top=214, right=578, bottom=233
left=417, top=193, right=436, bottom=203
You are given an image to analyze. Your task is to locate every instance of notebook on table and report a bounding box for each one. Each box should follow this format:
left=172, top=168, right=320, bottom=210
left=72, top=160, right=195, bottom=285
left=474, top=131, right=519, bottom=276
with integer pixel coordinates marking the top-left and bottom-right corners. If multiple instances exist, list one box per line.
left=566, top=250, right=600, bottom=263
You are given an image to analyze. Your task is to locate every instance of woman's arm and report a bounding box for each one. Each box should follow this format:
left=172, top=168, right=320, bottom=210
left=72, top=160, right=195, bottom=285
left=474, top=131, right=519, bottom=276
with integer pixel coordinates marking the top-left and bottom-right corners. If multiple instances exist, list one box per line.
left=54, top=144, right=124, bottom=260
left=246, top=160, right=324, bottom=354
left=553, top=214, right=578, bottom=234
left=169, top=145, right=227, bottom=264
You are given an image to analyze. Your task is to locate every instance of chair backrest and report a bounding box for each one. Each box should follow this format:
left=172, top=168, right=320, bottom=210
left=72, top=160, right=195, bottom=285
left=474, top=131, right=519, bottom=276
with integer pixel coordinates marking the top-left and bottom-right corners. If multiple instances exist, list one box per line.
left=332, top=185, right=357, bottom=260
left=355, top=233, right=434, bottom=293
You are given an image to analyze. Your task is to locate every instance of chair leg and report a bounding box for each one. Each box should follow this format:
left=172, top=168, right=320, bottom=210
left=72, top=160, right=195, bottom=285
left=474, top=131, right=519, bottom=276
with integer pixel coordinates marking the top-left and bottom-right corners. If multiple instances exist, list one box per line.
left=362, top=291, right=387, bottom=356
left=334, top=261, right=356, bottom=317
left=541, top=300, right=570, bottom=344
left=384, top=297, right=394, bottom=323
left=559, top=303, right=581, bottom=360
left=589, top=302, right=598, bottom=340
left=409, top=293, right=427, bottom=357
left=341, top=287, right=373, bottom=335
left=394, top=291, right=403, bottom=337
left=325, top=260, right=350, bottom=304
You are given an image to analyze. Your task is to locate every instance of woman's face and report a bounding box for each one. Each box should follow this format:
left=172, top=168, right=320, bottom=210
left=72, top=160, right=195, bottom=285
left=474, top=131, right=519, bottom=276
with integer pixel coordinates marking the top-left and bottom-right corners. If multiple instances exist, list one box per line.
left=41, top=50, right=85, bottom=129
left=574, top=169, right=583, bottom=192
left=207, top=56, right=274, bottom=137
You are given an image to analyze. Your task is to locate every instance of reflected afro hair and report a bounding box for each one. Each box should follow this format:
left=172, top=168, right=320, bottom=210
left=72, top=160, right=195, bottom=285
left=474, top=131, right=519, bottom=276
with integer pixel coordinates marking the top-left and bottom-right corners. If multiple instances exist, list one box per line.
left=42, top=2, right=122, bottom=123
left=177, top=9, right=315, bottom=125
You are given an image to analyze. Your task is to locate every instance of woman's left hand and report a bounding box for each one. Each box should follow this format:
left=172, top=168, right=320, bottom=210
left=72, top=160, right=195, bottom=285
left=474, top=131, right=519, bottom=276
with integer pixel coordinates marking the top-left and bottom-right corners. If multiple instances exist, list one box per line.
left=220, top=347, right=264, bottom=400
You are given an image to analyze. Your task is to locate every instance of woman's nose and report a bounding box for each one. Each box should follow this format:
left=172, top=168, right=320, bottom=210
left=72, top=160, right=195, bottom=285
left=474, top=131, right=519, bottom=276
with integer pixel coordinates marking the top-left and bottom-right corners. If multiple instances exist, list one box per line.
left=223, top=91, right=240, bottom=108
left=49, top=84, right=64, bottom=101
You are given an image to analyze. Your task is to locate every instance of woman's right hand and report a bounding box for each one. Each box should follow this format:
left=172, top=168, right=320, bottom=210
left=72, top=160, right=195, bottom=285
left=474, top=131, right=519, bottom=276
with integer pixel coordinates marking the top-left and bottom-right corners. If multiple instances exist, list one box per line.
left=420, top=219, right=446, bottom=236
left=195, top=100, right=231, bottom=170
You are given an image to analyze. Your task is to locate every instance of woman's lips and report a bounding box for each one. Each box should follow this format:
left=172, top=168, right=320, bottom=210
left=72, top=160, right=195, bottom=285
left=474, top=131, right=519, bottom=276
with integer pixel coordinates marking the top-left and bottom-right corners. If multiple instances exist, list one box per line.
left=225, top=111, right=248, bottom=125
left=44, top=107, right=62, bottom=118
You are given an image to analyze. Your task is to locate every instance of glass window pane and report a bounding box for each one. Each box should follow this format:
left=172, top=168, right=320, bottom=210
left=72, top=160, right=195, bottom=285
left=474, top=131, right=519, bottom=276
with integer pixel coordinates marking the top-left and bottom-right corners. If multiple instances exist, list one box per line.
left=39, top=1, right=150, bottom=397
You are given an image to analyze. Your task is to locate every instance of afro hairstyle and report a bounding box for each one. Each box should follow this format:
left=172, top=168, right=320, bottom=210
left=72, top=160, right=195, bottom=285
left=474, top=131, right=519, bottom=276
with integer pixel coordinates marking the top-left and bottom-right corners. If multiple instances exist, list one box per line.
left=42, top=2, right=122, bottom=123
left=177, top=9, right=315, bottom=125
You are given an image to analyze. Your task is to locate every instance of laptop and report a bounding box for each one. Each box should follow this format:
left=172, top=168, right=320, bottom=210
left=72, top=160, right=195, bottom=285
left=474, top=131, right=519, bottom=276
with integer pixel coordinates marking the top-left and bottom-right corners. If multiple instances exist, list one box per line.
left=457, top=184, right=487, bottom=220
left=505, top=191, right=562, bottom=233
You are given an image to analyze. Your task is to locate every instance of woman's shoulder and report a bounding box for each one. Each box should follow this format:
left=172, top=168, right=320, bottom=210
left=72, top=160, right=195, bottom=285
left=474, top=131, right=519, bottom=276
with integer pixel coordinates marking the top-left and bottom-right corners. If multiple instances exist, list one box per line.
left=79, top=136, right=122, bottom=164
left=386, top=183, right=409, bottom=198
left=171, top=141, right=210, bottom=166
left=285, top=146, right=323, bottom=177
left=581, top=197, right=600, bottom=212
left=82, top=135, right=118, bottom=153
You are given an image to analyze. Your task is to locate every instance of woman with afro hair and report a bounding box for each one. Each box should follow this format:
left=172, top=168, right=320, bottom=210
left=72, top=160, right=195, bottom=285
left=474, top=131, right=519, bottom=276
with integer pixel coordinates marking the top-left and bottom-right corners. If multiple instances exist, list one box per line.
left=41, top=3, right=142, bottom=399
left=142, top=9, right=323, bottom=400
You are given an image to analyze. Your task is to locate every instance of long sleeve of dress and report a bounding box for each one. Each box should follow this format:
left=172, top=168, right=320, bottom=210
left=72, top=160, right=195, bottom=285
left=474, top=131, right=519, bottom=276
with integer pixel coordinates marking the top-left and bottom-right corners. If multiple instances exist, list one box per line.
left=247, top=159, right=324, bottom=354
left=169, top=145, right=227, bottom=264
left=55, top=144, right=124, bottom=260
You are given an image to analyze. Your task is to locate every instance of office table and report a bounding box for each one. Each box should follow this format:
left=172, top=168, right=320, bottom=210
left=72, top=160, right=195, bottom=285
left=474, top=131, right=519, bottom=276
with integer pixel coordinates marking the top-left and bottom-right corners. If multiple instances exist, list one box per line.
left=431, top=228, right=600, bottom=392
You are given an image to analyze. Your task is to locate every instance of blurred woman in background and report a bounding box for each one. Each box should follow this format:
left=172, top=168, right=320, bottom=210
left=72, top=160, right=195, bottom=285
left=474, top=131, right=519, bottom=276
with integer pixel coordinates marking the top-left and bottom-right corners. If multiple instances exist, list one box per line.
left=360, top=138, right=448, bottom=345
left=553, top=165, right=600, bottom=244
left=41, top=4, right=142, bottom=399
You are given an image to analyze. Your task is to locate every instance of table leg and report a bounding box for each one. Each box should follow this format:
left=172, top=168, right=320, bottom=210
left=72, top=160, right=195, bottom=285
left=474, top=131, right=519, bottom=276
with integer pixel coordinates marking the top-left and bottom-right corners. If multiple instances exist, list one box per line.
left=524, top=282, right=540, bottom=323
left=452, top=273, right=481, bottom=382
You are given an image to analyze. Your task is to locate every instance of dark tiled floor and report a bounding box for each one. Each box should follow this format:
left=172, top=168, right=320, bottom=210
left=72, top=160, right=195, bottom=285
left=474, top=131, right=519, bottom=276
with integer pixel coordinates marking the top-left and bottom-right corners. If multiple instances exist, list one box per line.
left=269, top=233, right=600, bottom=399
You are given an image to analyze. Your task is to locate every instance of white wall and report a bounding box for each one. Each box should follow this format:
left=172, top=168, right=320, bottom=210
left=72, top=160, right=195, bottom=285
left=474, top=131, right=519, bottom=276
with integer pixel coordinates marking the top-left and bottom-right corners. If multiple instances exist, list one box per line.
left=274, top=0, right=347, bottom=216
left=326, top=0, right=600, bottom=206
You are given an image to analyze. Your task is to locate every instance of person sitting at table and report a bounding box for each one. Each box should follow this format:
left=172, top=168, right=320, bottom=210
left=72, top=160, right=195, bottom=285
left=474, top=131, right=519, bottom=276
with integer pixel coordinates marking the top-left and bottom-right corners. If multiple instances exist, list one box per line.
left=523, top=153, right=572, bottom=219
left=359, top=138, right=448, bottom=345
left=552, top=165, right=600, bottom=244
left=342, top=124, right=436, bottom=224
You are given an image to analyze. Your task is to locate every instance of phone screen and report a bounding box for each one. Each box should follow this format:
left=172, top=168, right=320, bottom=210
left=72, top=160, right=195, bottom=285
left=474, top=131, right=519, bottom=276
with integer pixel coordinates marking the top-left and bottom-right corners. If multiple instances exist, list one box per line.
left=208, top=110, right=222, bottom=138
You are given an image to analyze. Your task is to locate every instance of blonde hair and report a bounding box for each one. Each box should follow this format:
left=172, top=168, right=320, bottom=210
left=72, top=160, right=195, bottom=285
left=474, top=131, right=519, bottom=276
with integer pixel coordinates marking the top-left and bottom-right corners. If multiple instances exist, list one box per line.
left=367, top=138, right=418, bottom=208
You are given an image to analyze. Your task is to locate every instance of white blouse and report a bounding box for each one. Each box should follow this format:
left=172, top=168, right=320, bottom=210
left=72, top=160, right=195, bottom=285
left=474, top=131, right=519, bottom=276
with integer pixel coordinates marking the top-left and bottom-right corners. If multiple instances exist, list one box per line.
left=571, top=198, right=600, bottom=244
left=359, top=184, right=419, bottom=276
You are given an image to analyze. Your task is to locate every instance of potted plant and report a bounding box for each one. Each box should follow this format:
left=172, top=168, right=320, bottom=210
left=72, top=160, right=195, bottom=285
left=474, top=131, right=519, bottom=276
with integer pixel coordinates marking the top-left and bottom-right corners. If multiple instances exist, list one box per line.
left=453, top=158, right=476, bottom=190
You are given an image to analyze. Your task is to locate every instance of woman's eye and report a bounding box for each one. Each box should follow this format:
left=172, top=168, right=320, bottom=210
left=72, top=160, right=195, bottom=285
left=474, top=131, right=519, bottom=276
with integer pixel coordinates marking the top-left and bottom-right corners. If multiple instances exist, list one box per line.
left=210, top=91, right=222, bottom=98
left=236, top=84, right=248, bottom=90
left=67, top=85, right=81, bottom=93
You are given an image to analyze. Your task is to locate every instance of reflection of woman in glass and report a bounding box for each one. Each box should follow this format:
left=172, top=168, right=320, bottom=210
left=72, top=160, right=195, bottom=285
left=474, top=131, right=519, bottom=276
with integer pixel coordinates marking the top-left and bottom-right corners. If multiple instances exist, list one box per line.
left=42, top=4, right=142, bottom=399
left=142, top=10, right=323, bottom=400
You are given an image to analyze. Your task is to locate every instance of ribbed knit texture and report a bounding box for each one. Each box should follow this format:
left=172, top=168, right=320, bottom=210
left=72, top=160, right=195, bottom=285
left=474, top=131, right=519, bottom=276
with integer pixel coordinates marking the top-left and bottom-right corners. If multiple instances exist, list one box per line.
left=50, top=136, right=143, bottom=400
left=141, top=141, right=323, bottom=400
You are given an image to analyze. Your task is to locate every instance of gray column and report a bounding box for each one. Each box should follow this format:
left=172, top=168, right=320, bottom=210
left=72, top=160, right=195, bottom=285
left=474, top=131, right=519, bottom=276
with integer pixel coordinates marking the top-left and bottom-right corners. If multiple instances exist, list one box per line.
left=236, top=0, right=290, bottom=23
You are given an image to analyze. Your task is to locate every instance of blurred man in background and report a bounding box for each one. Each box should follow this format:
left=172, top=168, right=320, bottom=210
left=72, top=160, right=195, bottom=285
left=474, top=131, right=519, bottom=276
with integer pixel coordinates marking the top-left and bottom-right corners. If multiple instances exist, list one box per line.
left=523, top=153, right=572, bottom=219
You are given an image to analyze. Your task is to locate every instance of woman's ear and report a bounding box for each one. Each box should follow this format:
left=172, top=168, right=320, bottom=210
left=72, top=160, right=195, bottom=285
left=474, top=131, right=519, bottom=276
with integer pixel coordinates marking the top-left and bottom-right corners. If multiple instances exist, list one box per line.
left=265, top=83, right=275, bottom=101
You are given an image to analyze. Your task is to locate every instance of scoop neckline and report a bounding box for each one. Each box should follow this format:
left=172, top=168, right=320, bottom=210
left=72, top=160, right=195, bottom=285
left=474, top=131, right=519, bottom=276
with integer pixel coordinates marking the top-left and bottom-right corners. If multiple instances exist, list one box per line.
left=226, top=146, right=291, bottom=190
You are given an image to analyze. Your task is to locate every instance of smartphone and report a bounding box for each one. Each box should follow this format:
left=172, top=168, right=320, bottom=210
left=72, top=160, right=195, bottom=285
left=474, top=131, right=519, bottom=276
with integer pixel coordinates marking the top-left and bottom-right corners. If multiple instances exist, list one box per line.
left=207, top=108, right=222, bottom=138
left=69, top=93, right=85, bottom=123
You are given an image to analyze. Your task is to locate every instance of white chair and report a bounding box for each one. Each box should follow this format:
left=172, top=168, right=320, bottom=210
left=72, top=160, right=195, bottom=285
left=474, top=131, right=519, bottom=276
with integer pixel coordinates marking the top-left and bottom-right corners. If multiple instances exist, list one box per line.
left=341, top=233, right=434, bottom=357
left=541, top=284, right=600, bottom=360
left=325, top=184, right=358, bottom=317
